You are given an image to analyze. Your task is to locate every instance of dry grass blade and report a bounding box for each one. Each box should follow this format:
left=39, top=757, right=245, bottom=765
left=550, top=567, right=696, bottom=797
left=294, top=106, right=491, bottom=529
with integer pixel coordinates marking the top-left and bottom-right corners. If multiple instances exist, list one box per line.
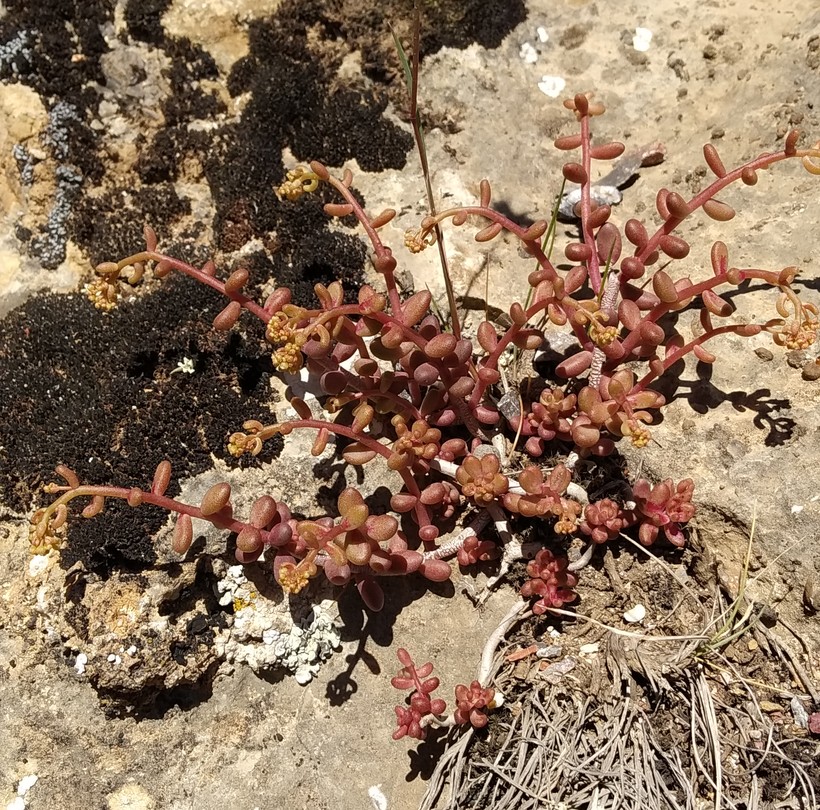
left=421, top=514, right=820, bottom=810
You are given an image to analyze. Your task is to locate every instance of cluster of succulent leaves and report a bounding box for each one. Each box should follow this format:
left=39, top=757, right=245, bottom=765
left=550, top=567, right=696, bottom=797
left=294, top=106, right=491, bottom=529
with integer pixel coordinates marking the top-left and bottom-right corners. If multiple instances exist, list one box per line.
left=391, top=648, right=496, bottom=741
left=30, top=93, right=820, bottom=736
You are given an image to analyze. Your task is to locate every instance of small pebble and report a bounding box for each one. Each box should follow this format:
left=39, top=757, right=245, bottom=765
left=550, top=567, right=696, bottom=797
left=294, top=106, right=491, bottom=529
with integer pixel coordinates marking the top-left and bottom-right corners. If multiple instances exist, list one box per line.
left=790, top=697, right=809, bottom=728
left=801, top=360, right=820, bottom=381
left=786, top=349, right=807, bottom=369
left=754, top=347, right=774, bottom=361
left=543, top=657, right=576, bottom=684
left=536, top=643, right=563, bottom=660
left=28, top=555, right=49, bottom=577
left=538, top=75, right=566, bottom=98
left=17, top=774, right=38, bottom=796
left=623, top=604, right=646, bottom=623
left=633, top=27, right=653, bottom=52
left=74, top=652, right=88, bottom=675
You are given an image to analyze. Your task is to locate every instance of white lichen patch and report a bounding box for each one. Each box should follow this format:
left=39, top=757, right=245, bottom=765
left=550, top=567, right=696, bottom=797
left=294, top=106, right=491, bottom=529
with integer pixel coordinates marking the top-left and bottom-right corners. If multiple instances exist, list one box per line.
left=215, top=564, right=341, bottom=683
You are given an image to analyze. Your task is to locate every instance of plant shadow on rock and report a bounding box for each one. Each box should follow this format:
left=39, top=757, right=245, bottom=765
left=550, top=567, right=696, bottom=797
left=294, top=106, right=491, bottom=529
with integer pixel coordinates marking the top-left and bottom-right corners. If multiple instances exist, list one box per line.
left=324, top=573, right=455, bottom=709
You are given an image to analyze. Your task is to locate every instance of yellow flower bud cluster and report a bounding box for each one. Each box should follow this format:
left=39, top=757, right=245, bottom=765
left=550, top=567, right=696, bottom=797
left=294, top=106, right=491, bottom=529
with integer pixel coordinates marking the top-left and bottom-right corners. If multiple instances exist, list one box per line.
left=276, top=166, right=321, bottom=201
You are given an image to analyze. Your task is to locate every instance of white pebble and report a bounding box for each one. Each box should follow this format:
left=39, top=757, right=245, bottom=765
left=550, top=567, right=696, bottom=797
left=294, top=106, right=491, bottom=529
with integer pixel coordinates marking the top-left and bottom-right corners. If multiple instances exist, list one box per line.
left=368, top=784, right=388, bottom=810
left=28, top=555, right=49, bottom=577
left=623, top=604, right=647, bottom=623
left=74, top=653, right=88, bottom=675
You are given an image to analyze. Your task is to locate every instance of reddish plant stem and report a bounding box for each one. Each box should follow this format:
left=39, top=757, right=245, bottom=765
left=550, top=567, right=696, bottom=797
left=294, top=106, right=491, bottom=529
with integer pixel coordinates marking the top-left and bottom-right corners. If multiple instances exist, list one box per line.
left=323, top=175, right=404, bottom=317
left=579, top=112, right=602, bottom=295
left=637, top=148, right=820, bottom=264
left=468, top=296, right=588, bottom=411
left=118, top=251, right=272, bottom=323
left=615, top=267, right=783, bottom=361
left=629, top=324, right=754, bottom=395
left=422, top=206, right=562, bottom=284
left=282, top=418, right=433, bottom=534
left=39, top=485, right=252, bottom=536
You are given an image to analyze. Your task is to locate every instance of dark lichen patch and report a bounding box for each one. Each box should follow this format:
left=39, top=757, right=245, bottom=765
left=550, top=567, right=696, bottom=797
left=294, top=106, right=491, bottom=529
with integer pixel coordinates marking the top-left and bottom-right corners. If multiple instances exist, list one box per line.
left=72, top=183, right=191, bottom=267
left=1, top=0, right=527, bottom=293
left=0, top=277, right=281, bottom=573
left=124, top=0, right=173, bottom=47
left=273, top=0, right=527, bottom=88
left=0, top=0, right=111, bottom=103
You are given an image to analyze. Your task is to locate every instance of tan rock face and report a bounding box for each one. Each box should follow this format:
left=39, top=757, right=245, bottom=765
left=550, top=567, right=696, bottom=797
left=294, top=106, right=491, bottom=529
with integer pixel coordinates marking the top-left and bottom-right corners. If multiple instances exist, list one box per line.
left=0, top=84, right=47, bottom=215
left=162, top=0, right=284, bottom=73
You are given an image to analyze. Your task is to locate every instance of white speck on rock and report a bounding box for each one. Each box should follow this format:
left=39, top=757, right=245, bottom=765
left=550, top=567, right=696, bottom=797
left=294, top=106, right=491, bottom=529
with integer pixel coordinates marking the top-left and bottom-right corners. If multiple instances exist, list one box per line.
left=623, top=604, right=647, bottom=623
left=17, top=775, right=38, bottom=796
left=633, top=28, right=653, bottom=52
left=537, top=76, right=565, bottom=98
left=791, top=504, right=803, bottom=515
left=74, top=653, right=88, bottom=675
left=368, top=784, right=388, bottom=810
left=519, top=42, right=538, bottom=64
left=27, top=555, right=49, bottom=577
left=536, top=27, right=549, bottom=43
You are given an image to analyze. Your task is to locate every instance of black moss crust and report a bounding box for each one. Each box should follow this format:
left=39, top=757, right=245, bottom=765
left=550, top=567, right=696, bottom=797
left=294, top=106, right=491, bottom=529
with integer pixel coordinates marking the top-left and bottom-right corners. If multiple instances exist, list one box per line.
left=0, top=277, right=281, bottom=572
